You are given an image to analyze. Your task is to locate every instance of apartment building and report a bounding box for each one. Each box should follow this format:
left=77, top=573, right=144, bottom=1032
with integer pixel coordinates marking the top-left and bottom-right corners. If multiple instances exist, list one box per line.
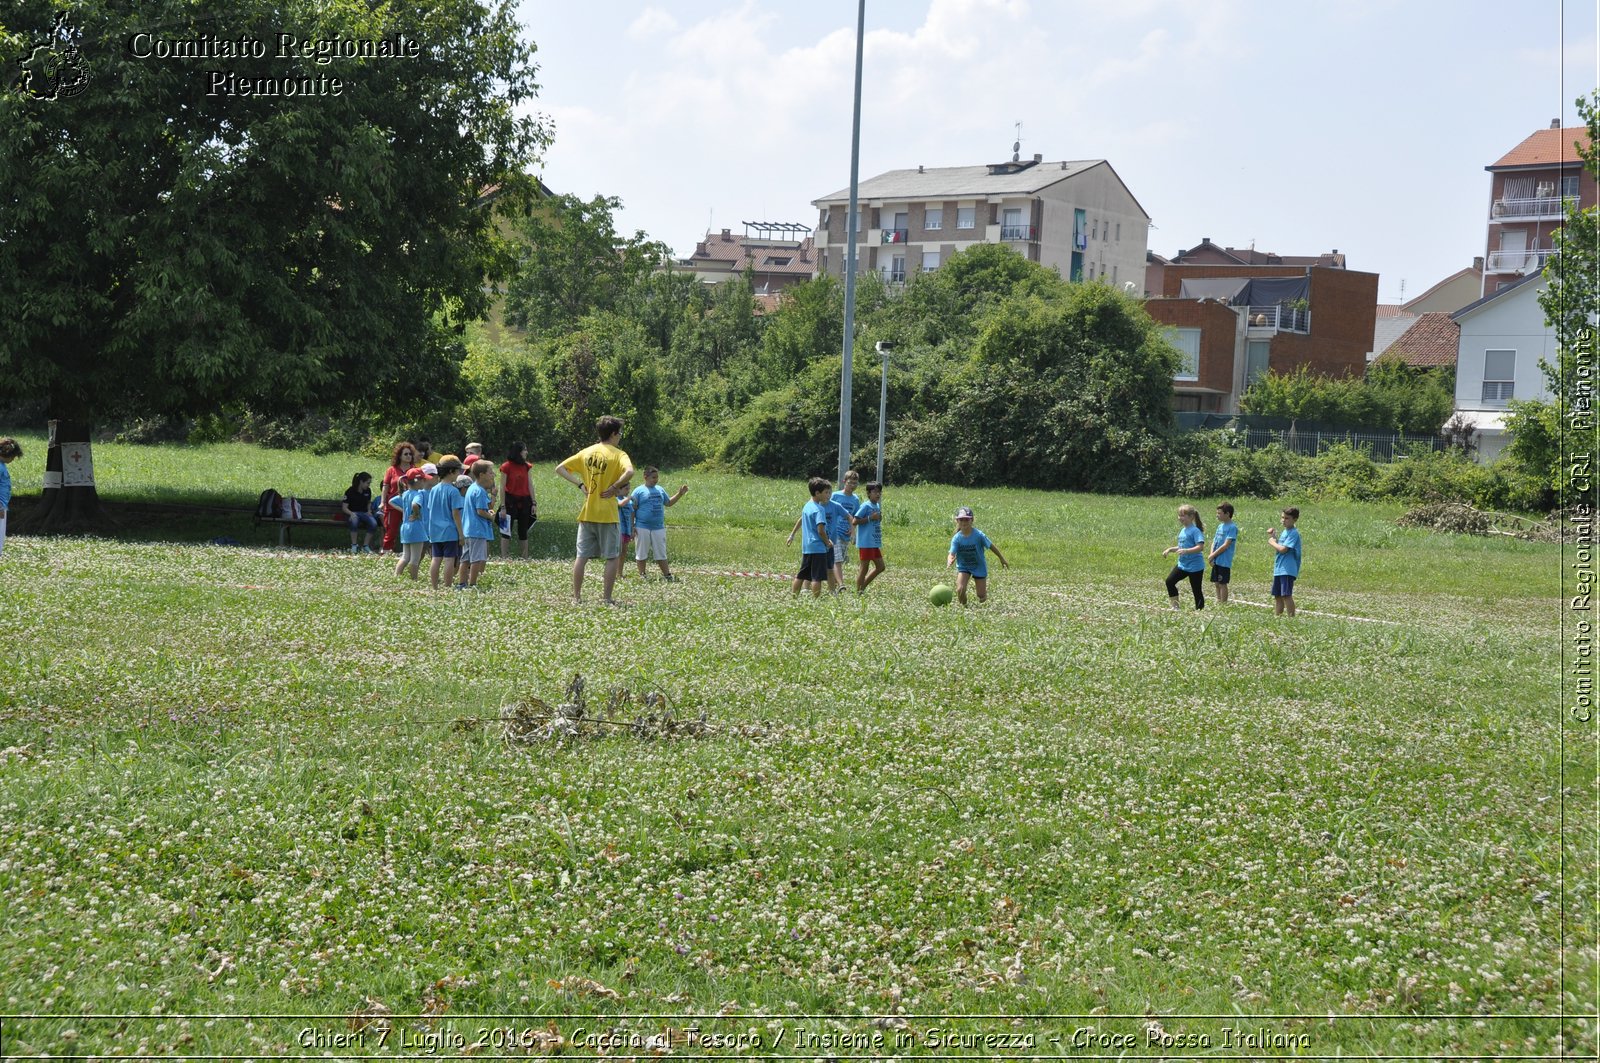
left=675, top=223, right=817, bottom=298
left=1483, top=119, right=1595, bottom=296
left=811, top=154, right=1149, bottom=287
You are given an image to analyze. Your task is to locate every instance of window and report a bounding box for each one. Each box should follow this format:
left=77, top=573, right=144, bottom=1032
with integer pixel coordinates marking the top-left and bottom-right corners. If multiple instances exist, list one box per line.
left=1563, top=174, right=1581, bottom=198
left=957, top=206, right=976, bottom=229
left=924, top=207, right=943, bottom=230
left=765, top=256, right=792, bottom=266
left=886, top=254, right=906, bottom=283
left=922, top=250, right=940, bottom=271
left=1115, top=222, right=1121, bottom=241
left=1166, top=327, right=1201, bottom=380
left=1482, top=349, right=1515, bottom=405
left=1091, top=219, right=1098, bottom=240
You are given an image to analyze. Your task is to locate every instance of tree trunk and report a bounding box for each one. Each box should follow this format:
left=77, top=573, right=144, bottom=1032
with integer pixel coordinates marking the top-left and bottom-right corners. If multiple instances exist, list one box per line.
left=19, top=416, right=108, bottom=536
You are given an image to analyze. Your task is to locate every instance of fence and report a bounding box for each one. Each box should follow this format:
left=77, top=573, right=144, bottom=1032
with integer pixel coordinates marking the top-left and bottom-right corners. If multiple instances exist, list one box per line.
left=1175, top=413, right=1452, bottom=462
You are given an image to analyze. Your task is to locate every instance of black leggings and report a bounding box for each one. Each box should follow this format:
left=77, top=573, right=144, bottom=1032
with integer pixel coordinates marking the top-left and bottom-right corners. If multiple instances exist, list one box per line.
left=504, top=494, right=536, bottom=541
left=1165, top=566, right=1205, bottom=609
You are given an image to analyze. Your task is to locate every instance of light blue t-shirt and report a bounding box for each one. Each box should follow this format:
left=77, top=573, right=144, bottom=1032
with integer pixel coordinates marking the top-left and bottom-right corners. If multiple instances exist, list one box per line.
left=617, top=497, right=635, bottom=538
left=800, top=499, right=830, bottom=554
left=630, top=484, right=669, bottom=531
left=393, top=487, right=428, bottom=545
left=426, top=481, right=465, bottom=543
left=831, top=490, right=861, bottom=541
left=854, top=499, right=882, bottom=550
left=825, top=499, right=851, bottom=543
left=1176, top=524, right=1205, bottom=572
left=1211, top=521, right=1239, bottom=568
left=1274, top=526, right=1303, bottom=577
left=0, top=461, right=10, bottom=509
left=949, top=528, right=993, bottom=576
left=463, top=483, right=494, bottom=540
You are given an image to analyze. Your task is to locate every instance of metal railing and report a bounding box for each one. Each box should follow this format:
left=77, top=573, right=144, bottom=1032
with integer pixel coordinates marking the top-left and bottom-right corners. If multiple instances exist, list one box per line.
left=1485, top=248, right=1554, bottom=273
left=881, top=228, right=909, bottom=244
left=882, top=269, right=906, bottom=283
left=1481, top=381, right=1514, bottom=405
left=1491, top=195, right=1575, bottom=220
left=1000, top=224, right=1036, bottom=241
left=1244, top=305, right=1310, bottom=333
left=1174, top=413, right=1450, bottom=461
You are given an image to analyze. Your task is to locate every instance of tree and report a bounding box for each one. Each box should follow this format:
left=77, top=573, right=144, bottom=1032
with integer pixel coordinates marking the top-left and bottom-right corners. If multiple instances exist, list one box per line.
left=502, top=193, right=668, bottom=337
left=0, top=0, right=549, bottom=531
left=1524, top=90, right=1600, bottom=508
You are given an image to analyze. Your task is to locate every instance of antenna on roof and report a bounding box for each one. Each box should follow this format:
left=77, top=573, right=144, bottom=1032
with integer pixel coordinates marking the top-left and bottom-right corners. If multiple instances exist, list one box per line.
left=1012, top=121, right=1022, bottom=163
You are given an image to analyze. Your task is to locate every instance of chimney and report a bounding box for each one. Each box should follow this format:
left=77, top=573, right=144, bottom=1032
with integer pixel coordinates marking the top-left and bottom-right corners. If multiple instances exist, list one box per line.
left=918, top=164, right=924, bottom=173
left=1473, top=255, right=1484, bottom=271
left=1033, top=153, right=1042, bottom=163
left=1552, top=118, right=1562, bottom=129
left=720, top=228, right=732, bottom=240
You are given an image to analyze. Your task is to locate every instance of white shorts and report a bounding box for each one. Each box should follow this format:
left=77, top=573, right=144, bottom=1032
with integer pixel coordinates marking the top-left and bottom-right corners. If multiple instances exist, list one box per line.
left=832, top=539, right=848, bottom=565
left=462, top=537, right=490, bottom=564
left=634, top=527, right=668, bottom=561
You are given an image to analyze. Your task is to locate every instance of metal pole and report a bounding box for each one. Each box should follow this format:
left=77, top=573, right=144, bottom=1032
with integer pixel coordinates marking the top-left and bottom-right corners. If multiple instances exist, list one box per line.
left=875, top=347, right=889, bottom=484
left=838, top=0, right=865, bottom=485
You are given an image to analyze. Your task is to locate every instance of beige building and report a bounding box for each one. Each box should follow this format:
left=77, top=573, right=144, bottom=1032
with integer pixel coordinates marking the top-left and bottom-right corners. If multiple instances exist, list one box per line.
left=811, top=154, right=1149, bottom=287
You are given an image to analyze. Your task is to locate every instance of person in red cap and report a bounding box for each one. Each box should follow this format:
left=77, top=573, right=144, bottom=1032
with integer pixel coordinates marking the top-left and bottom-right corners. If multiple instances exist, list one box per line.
left=390, top=466, right=434, bottom=580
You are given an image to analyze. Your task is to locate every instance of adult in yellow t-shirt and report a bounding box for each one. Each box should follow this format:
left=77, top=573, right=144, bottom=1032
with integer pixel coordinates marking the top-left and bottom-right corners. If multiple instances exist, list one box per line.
left=555, top=415, right=634, bottom=604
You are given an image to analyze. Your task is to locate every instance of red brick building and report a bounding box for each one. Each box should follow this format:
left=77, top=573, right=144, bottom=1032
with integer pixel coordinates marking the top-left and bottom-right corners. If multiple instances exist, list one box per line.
left=1143, top=253, right=1378, bottom=413
left=1483, top=120, right=1595, bottom=296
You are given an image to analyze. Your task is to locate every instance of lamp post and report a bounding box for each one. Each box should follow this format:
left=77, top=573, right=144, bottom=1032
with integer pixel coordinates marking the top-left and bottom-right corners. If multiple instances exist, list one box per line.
left=837, top=0, right=866, bottom=486
left=874, top=340, right=893, bottom=483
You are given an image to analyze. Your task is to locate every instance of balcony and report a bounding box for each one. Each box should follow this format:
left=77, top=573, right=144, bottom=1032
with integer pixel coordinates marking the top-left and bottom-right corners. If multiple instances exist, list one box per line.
left=1000, top=224, right=1037, bottom=241
left=1486, top=248, right=1555, bottom=273
left=881, top=228, right=909, bottom=244
left=1491, top=195, right=1576, bottom=221
left=1245, top=304, right=1310, bottom=334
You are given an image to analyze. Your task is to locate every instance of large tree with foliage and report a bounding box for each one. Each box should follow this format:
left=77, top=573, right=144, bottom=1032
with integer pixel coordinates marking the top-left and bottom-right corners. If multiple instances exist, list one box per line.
left=0, top=0, right=548, bottom=531
left=503, top=192, right=668, bottom=337
left=1507, top=91, right=1600, bottom=506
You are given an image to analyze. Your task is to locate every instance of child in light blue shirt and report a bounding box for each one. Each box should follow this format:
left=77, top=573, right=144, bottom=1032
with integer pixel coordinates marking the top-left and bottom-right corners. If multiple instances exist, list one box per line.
left=456, top=460, right=496, bottom=589
left=1208, top=501, right=1240, bottom=605
left=1268, top=507, right=1303, bottom=617
left=0, top=437, right=20, bottom=562
left=946, top=505, right=1008, bottom=605
left=851, top=481, right=885, bottom=594
left=389, top=467, right=432, bottom=580
left=1161, top=504, right=1206, bottom=610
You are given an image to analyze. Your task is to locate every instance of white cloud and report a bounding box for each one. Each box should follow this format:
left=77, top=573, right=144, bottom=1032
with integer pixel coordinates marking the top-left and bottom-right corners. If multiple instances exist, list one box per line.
left=627, top=7, right=678, bottom=40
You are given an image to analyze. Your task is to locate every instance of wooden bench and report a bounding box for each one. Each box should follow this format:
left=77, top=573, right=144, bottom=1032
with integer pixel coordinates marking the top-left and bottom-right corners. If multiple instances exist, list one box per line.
left=255, top=497, right=356, bottom=548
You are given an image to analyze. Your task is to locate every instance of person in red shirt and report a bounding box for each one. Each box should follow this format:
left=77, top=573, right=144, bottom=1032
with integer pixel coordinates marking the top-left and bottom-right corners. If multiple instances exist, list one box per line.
left=498, top=440, right=537, bottom=559
left=380, top=441, right=418, bottom=554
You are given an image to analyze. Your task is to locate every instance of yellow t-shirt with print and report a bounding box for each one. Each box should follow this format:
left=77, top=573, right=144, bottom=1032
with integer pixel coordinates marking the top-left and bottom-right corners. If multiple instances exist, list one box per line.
left=560, top=442, right=631, bottom=523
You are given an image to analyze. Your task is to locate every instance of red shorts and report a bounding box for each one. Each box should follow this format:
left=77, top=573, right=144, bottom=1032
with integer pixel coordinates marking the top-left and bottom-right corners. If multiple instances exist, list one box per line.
left=621, top=535, right=633, bottom=545
left=858, top=547, right=882, bottom=561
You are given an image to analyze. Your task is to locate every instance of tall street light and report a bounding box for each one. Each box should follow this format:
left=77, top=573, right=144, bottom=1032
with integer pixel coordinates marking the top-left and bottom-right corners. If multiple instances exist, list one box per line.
left=837, top=0, right=865, bottom=486
left=874, top=340, right=893, bottom=484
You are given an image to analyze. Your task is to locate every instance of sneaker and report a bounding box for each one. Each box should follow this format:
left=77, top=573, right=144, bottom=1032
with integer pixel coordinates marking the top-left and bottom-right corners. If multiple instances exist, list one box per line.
left=349, top=545, right=360, bottom=554
left=662, top=573, right=678, bottom=583
left=360, top=545, right=375, bottom=554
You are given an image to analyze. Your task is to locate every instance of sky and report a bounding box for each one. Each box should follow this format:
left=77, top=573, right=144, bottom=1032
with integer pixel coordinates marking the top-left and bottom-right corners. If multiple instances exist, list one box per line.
left=516, top=0, right=1598, bottom=304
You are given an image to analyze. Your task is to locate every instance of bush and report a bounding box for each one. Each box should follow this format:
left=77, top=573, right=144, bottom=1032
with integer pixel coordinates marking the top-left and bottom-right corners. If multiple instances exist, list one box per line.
left=449, top=340, right=555, bottom=458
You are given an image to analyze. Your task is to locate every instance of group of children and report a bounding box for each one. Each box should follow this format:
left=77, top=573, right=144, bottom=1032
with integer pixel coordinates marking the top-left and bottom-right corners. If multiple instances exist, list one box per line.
left=786, top=470, right=1007, bottom=607
left=1162, top=502, right=1303, bottom=615
left=380, top=452, right=501, bottom=590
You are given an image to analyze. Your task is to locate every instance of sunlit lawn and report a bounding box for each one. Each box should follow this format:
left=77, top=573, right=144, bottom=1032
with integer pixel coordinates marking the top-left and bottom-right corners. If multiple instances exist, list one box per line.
left=0, top=433, right=1590, bottom=1058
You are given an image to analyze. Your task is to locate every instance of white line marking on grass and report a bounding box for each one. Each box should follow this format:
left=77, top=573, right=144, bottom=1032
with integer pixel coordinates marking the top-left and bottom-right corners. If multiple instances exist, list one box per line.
left=1050, top=592, right=1406, bottom=626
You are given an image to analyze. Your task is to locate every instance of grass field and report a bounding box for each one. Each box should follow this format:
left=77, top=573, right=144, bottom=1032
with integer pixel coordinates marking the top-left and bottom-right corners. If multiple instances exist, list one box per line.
left=0, top=433, right=1592, bottom=1058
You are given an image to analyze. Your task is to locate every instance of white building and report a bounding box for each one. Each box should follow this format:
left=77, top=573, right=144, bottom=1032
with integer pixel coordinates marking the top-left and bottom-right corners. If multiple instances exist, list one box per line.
left=1450, top=271, right=1554, bottom=461
left=812, top=155, right=1149, bottom=287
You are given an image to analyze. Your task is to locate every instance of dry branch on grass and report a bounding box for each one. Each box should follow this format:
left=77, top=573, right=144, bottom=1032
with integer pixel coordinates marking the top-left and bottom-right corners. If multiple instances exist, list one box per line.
left=1396, top=502, right=1561, bottom=542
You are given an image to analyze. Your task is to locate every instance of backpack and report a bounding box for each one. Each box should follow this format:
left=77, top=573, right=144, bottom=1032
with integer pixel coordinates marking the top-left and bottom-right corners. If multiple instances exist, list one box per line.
left=282, top=495, right=303, bottom=521
left=256, top=488, right=283, bottom=519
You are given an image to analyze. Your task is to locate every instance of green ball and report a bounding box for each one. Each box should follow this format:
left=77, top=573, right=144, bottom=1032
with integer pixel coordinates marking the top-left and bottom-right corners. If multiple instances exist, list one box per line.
left=929, top=584, right=954, bottom=607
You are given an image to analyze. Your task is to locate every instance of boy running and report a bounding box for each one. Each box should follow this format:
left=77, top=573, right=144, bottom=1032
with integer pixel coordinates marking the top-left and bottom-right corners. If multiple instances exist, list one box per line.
left=946, top=506, right=1008, bottom=605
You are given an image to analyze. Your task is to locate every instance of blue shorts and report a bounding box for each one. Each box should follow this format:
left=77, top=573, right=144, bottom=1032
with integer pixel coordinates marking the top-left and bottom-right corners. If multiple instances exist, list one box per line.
left=1271, top=574, right=1296, bottom=597
left=956, top=566, right=988, bottom=581
left=431, top=541, right=462, bottom=559
left=1210, top=564, right=1231, bottom=584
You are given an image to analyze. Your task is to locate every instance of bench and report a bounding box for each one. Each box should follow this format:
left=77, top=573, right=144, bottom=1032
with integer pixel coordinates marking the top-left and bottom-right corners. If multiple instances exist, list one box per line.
left=256, top=497, right=357, bottom=548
